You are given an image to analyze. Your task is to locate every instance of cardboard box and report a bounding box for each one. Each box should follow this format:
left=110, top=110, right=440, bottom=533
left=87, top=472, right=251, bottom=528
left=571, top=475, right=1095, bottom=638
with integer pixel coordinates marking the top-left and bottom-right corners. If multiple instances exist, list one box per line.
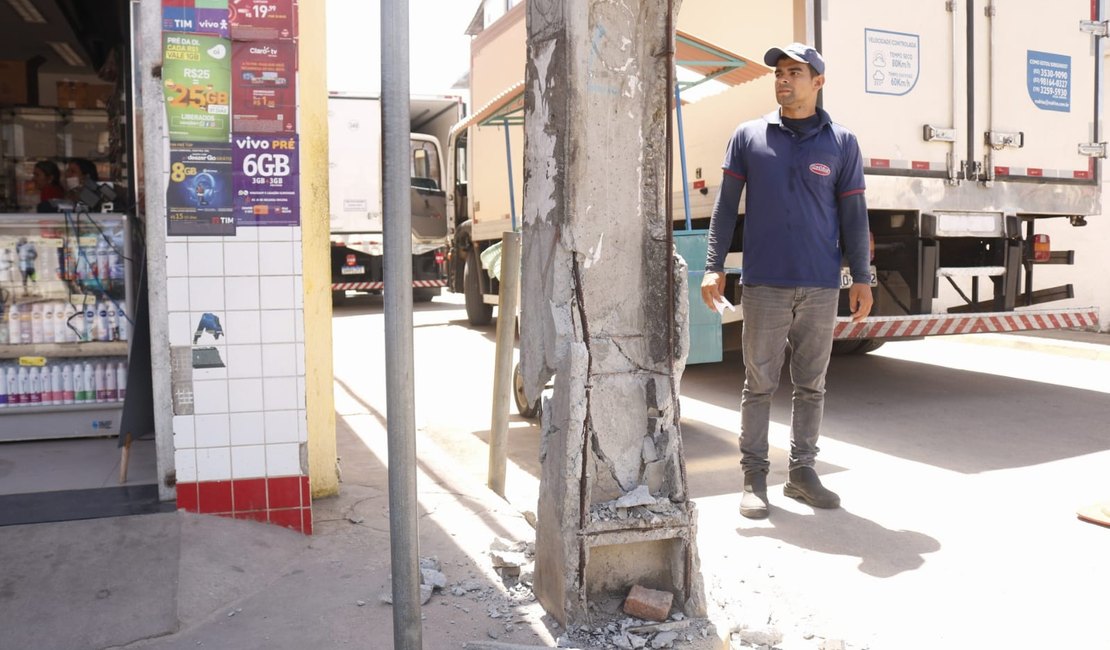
left=56, top=81, right=88, bottom=109
left=0, top=60, right=29, bottom=105
left=87, top=84, right=115, bottom=109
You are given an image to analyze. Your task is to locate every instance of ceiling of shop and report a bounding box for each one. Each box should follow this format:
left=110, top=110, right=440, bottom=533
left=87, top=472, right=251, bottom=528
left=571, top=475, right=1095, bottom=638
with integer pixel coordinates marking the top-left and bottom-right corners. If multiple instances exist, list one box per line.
left=0, top=0, right=125, bottom=74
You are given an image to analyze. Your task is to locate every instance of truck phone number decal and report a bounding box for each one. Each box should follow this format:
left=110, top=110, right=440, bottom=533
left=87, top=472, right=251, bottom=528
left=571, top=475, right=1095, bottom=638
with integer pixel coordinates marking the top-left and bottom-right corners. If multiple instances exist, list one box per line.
left=1027, top=50, right=1071, bottom=112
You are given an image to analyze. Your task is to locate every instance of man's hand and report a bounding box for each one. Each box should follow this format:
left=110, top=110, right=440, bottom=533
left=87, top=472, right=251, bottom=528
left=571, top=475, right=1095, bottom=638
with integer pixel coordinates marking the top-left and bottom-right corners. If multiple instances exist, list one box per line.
left=701, top=271, right=726, bottom=311
left=849, top=284, right=873, bottom=322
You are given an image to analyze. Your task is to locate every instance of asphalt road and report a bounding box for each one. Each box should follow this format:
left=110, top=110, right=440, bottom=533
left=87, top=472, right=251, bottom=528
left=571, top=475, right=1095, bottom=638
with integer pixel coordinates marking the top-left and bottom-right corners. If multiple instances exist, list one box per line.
left=332, top=291, right=1110, bottom=650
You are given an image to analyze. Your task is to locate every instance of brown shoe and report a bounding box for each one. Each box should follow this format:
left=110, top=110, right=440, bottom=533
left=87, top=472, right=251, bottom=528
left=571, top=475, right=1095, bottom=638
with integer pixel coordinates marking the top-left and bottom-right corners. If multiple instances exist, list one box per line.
left=740, top=472, right=769, bottom=519
left=783, top=467, right=840, bottom=509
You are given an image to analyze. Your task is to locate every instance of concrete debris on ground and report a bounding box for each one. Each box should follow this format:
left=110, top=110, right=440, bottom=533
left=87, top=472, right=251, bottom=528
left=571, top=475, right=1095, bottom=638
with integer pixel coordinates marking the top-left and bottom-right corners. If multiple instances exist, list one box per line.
left=379, top=556, right=445, bottom=606
left=589, top=490, right=682, bottom=525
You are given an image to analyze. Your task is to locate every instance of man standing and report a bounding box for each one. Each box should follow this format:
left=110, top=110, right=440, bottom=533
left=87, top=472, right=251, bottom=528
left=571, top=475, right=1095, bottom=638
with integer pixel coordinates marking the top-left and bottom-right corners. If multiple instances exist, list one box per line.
left=701, top=43, right=872, bottom=519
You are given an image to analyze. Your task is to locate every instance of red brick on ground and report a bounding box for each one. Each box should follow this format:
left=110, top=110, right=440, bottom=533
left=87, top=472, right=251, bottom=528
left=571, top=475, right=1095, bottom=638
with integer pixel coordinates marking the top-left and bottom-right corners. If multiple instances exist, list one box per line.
left=622, top=584, right=673, bottom=622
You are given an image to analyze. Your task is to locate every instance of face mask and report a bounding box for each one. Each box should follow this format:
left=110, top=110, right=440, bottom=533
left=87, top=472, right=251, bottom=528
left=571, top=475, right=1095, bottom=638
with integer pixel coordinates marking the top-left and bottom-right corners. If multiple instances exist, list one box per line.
left=65, top=177, right=81, bottom=190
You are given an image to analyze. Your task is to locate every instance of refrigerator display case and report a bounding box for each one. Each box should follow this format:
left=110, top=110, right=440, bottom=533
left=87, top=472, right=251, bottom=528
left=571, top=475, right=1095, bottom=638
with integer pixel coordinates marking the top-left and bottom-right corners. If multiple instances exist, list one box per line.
left=0, top=211, right=132, bottom=441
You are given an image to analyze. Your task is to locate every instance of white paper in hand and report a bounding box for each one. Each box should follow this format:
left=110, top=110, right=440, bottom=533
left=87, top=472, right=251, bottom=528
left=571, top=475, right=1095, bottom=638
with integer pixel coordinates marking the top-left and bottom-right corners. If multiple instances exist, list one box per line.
left=712, top=295, right=735, bottom=315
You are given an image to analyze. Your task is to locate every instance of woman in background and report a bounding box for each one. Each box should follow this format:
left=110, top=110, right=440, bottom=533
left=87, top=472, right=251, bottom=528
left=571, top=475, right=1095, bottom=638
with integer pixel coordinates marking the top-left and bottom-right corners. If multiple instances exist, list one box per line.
left=32, top=160, right=64, bottom=212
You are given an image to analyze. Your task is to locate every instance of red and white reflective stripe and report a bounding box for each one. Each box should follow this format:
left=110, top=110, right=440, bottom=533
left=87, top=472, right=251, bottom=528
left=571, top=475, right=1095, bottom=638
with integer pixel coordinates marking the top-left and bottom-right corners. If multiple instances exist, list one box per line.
left=868, top=159, right=944, bottom=172
left=331, top=279, right=447, bottom=291
left=833, top=308, right=1099, bottom=340
left=993, top=165, right=1093, bottom=180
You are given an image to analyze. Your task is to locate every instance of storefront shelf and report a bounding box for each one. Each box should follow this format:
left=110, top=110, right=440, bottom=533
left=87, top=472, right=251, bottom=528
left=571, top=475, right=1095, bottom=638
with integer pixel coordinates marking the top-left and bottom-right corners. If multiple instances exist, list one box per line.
left=0, top=341, right=128, bottom=358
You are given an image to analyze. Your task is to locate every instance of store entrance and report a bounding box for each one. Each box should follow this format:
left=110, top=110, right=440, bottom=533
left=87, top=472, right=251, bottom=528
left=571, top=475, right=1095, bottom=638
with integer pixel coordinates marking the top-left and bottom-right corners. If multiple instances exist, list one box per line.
left=0, top=0, right=162, bottom=525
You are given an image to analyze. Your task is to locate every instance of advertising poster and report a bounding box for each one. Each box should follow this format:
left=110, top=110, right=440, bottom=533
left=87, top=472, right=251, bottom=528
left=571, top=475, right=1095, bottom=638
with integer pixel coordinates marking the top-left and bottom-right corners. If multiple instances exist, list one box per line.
left=162, top=33, right=232, bottom=142
left=232, top=134, right=300, bottom=226
left=167, top=142, right=237, bottom=236
left=230, top=0, right=296, bottom=41
left=162, top=0, right=231, bottom=38
left=231, top=41, right=297, bottom=132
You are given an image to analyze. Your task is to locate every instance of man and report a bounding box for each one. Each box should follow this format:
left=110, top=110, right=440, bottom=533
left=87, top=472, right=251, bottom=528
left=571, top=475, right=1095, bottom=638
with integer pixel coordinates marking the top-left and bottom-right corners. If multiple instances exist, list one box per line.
left=701, top=43, right=873, bottom=519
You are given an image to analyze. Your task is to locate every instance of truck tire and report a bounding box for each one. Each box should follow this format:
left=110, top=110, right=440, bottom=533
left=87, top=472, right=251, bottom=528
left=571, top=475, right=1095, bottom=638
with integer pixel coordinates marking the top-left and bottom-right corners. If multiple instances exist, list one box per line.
left=464, top=251, right=493, bottom=326
left=831, top=340, right=863, bottom=355
left=853, top=339, right=885, bottom=355
left=332, top=290, right=347, bottom=307
left=513, top=362, right=541, bottom=420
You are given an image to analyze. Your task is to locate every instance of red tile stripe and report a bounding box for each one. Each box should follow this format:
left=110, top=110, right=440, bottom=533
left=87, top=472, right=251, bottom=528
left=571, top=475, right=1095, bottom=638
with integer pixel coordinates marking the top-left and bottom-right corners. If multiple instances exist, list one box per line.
left=176, top=475, right=312, bottom=535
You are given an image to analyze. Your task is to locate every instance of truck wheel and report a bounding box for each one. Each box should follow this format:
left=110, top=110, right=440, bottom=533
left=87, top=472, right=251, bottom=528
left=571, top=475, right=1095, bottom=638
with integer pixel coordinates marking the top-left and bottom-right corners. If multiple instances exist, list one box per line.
left=853, top=339, right=885, bottom=355
left=513, top=362, right=541, bottom=420
left=464, top=252, right=493, bottom=326
left=332, top=290, right=347, bottom=307
left=831, top=340, right=863, bottom=355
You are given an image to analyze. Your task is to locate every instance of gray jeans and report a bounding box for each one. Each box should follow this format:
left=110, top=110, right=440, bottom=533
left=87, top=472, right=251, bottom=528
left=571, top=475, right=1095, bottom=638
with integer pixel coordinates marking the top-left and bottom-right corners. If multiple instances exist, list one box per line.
left=739, top=285, right=839, bottom=474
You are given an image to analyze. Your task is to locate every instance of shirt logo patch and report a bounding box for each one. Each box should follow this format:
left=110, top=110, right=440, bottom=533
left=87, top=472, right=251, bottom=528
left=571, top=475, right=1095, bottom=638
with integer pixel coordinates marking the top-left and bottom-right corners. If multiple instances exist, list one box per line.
left=809, top=163, right=832, bottom=177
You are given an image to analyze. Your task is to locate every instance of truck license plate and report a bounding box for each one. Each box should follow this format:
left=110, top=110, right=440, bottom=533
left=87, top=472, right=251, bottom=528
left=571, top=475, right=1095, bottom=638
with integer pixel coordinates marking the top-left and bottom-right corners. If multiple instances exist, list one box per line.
left=341, top=265, right=365, bottom=275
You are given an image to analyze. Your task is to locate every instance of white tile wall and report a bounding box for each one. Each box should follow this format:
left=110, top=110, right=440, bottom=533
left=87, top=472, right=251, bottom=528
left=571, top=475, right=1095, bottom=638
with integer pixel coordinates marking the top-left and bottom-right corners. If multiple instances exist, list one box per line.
left=264, top=409, right=299, bottom=444
left=228, top=378, right=265, bottom=412
left=263, top=377, right=298, bottom=411
left=259, top=242, right=295, bottom=275
left=226, top=344, right=263, bottom=379
left=167, top=277, right=190, bottom=312
left=260, top=275, right=296, bottom=310
left=266, top=443, right=302, bottom=476
left=192, top=379, right=230, bottom=415
left=166, top=243, right=189, bottom=278
left=173, top=414, right=196, bottom=449
left=196, top=447, right=232, bottom=482
left=175, top=449, right=198, bottom=482
left=230, top=411, right=265, bottom=446
left=224, top=242, right=260, bottom=276
left=167, top=312, right=193, bottom=346
left=231, top=445, right=267, bottom=479
left=224, top=310, right=262, bottom=344
left=189, top=277, right=225, bottom=311
left=169, top=207, right=310, bottom=486
left=225, top=276, right=261, bottom=310
left=260, top=310, right=295, bottom=343
left=262, top=343, right=296, bottom=377
left=188, top=243, right=224, bottom=277
left=194, top=413, right=231, bottom=447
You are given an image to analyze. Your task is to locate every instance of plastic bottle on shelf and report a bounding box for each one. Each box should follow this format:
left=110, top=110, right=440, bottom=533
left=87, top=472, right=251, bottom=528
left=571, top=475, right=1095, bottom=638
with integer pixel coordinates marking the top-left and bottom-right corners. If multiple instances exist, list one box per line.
left=106, top=302, right=119, bottom=342
left=94, top=362, right=106, bottom=403
left=96, top=238, right=110, bottom=285
left=97, top=302, right=110, bottom=342
left=7, top=367, right=19, bottom=405
left=0, top=248, right=15, bottom=284
left=72, top=363, right=85, bottom=403
left=16, top=366, right=28, bottom=405
left=6, top=304, right=19, bottom=345
left=53, top=301, right=66, bottom=343
left=28, top=367, right=41, bottom=405
left=83, top=300, right=96, bottom=342
left=62, top=363, right=74, bottom=404
left=50, top=365, right=62, bottom=405
left=83, top=361, right=95, bottom=404
left=105, top=361, right=117, bottom=401
left=64, top=303, right=80, bottom=343
left=0, top=309, right=8, bottom=346
left=30, top=303, right=44, bottom=344
left=116, top=361, right=127, bottom=401
left=117, top=303, right=128, bottom=342
left=0, top=367, right=7, bottom=407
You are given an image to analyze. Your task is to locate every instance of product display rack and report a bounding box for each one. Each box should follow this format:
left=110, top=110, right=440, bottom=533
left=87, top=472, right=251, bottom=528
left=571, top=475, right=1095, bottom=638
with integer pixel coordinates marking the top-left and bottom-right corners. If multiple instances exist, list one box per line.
left=0, top=211, right=132, bottom=442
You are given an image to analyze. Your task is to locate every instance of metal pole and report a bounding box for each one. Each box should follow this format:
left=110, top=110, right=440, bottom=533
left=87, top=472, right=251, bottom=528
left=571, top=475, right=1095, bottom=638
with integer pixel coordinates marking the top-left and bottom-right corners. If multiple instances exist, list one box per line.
left=502, top=118, right=518, bottom=231
left=674, top=82, right=692, bottom=230
left=488, top=231, right=521, bottom=496
left=382, top=0, right=422, bottom=648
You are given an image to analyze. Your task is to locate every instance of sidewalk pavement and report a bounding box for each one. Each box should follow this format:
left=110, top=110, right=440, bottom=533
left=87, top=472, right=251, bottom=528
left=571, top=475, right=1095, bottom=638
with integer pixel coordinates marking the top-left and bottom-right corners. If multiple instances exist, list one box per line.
left=0, top=327, right=1105, bottom=650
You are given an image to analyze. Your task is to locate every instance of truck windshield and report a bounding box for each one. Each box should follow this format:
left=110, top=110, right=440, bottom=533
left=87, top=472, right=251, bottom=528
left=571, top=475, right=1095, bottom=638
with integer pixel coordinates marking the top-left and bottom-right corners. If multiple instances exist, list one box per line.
left=410, top=140, right=441, bottom=191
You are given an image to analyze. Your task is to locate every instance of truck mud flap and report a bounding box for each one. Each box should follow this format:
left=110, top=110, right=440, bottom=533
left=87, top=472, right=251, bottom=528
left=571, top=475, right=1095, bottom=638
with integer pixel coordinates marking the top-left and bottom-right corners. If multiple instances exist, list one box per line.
left=834, top=307, right=1099, bottom=341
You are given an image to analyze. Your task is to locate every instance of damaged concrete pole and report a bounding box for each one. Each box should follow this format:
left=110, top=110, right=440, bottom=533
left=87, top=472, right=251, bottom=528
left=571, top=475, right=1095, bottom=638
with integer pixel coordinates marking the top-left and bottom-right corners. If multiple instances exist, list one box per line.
left=519, top=0, right=705, bottom=626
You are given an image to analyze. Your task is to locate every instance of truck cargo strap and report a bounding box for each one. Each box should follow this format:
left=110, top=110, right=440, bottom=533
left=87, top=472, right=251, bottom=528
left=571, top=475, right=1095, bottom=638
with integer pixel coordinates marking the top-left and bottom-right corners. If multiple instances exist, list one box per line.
left=331, top=279, right=447, bottom=291
left=834, top=307, right=1099, bottom=341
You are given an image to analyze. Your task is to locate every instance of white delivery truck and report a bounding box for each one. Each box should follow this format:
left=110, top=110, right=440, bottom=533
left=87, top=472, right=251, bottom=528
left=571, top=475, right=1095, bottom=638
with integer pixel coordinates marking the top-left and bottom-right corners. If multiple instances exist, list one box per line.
left=448, top=0, right=1101, bottom=352
left=327, top=93, right=464, bottom=303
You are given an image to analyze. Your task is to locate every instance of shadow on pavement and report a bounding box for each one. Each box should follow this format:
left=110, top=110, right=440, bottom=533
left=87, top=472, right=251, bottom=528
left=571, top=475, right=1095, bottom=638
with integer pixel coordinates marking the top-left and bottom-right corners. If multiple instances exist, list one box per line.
left=735, top=506, right=941, bottom=578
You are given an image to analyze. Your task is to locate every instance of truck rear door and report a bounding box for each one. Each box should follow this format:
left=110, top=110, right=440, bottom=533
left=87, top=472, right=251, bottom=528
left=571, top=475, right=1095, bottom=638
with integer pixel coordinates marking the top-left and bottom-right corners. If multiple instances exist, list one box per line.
left=982, top=0, right=1101, bottom=183
left=817, top=0, right=960, bottom=180
left=328, top=97, right=383, bottom=234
